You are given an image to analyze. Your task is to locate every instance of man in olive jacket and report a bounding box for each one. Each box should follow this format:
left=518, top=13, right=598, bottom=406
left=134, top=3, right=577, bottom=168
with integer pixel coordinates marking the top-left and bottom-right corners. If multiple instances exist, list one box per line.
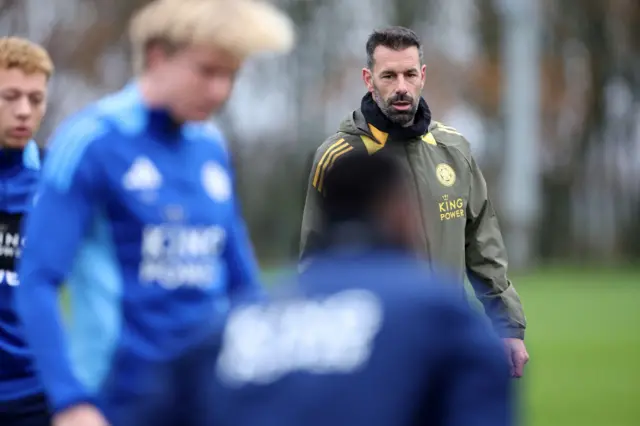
left=300, top=26, right=529, bottom=378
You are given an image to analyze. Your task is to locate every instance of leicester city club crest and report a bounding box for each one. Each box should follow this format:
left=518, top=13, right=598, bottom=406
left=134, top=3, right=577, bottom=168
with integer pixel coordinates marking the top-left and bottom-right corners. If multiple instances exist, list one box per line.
left=435, top=163, right=456, bottom=187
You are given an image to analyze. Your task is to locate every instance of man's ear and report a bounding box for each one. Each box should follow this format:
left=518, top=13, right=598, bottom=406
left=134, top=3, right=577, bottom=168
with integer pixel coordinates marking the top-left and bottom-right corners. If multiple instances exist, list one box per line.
left=145, top=41, right=174, bottom=71
left=420, top=64, right=427, bottom=88
left=362, top=68, right=374, bottom=93
left=145, top=45, right=163, bottom=71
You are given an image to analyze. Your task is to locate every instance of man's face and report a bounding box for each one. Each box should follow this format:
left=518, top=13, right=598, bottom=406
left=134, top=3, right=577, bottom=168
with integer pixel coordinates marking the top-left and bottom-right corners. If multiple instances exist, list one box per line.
left=0, top=68, right=47, bottom=148
left=363, top=46, right=426, bottom=126
left=151, top=44, right=242, bottom=121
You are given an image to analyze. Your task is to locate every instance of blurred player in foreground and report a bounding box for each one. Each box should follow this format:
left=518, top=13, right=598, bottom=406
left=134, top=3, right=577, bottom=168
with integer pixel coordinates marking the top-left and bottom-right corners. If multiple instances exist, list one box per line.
left=0, top=37, right=52, bottom=426
left=14, top=1, right=294, bottom=426
left=212, top=152, right=513, bottom=426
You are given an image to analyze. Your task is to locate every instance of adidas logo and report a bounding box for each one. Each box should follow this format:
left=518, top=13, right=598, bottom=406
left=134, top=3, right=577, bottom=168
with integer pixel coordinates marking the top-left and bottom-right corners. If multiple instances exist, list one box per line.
left=122, top=156, right=162, bottom=191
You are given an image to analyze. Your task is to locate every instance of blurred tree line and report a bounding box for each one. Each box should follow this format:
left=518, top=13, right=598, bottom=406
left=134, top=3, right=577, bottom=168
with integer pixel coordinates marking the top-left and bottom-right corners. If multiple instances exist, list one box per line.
left=1, top=0, right=638, bottom=267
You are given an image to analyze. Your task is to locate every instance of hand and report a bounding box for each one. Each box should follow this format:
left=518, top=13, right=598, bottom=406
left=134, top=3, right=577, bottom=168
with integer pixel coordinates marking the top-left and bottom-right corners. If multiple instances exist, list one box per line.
left=53, top=404, right=109, bottom=426
left=502, top=338, right=529, bottom=378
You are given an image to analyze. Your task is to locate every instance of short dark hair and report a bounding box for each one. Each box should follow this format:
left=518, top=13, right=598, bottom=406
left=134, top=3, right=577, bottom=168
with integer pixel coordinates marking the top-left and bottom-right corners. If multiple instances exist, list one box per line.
left=322, top=151, right=405, bottom=224
left=366, top=26, right=423, bottom=70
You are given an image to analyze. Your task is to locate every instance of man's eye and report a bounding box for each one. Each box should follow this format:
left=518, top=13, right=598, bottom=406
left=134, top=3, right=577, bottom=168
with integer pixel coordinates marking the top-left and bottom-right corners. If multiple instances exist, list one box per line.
left=199, top=66, right=215, bottom=76
left=29, top=96, right=43, bottom=105
left=1, top=93, right=19, bottom=101
left=199, top=65, right=229, bottom=78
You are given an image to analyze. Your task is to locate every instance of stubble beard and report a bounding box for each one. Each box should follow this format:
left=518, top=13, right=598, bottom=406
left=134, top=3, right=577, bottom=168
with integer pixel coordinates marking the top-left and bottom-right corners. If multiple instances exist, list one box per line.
left=373, top=87, right=418, bottom=127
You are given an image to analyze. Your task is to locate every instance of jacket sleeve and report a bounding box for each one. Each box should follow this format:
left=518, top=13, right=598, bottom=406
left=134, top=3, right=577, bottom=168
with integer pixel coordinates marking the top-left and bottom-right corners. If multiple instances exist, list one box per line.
left=299, top=139, right=345, bottom=262
left=299, top=158, right=325, bottom=263
left=15, top=117, right=106, bottom=414
left=465, top=155, right=526, bottom=339
left=299, top=135, right=362, bottom=263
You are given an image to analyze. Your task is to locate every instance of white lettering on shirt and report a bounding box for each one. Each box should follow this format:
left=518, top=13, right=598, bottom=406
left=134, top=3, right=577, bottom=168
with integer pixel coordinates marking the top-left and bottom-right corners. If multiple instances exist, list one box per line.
left=216, top=289, right=383, bottom=387
left=139, top=225, right=226, bottom=290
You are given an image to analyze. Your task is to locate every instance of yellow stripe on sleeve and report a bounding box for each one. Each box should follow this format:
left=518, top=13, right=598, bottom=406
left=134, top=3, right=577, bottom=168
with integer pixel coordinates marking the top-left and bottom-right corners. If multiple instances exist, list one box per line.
left=434, top=121, right=462, bottom=136
left=317, top=145, right=354, bottom=193
left=312, top=138, right=346, bottom=189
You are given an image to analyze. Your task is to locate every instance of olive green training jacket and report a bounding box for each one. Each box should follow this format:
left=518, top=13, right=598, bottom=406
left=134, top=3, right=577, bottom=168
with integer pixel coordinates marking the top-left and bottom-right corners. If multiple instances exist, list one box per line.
left=299, top=108, right=526, bottom=339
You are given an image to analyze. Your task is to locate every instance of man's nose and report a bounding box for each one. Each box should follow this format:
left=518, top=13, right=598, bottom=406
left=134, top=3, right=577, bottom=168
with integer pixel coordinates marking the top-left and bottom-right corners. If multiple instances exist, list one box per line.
left=395, top=75, right=409, bottom=94
left=14, top=97, right=32, bottom=119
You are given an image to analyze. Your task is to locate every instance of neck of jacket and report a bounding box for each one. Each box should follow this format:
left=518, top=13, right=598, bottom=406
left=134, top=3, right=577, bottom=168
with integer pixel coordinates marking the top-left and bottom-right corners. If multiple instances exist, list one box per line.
left=359, top=92, right=432, bottom=143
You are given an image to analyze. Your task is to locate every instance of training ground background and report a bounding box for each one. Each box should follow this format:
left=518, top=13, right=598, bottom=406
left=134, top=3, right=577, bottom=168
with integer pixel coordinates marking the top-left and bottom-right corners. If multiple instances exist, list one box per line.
left=500, top=266, right=639, bottom=426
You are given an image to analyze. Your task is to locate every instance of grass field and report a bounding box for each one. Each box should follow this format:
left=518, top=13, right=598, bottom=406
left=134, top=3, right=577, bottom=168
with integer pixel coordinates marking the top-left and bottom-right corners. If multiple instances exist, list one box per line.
left=509, top=266, right=640, bottom=426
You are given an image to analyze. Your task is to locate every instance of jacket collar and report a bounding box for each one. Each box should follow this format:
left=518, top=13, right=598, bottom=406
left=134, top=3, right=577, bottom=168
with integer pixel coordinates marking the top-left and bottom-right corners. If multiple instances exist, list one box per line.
left=0, top=140, right=41, bottom=172
left=359, top=92, right=432, bottom=143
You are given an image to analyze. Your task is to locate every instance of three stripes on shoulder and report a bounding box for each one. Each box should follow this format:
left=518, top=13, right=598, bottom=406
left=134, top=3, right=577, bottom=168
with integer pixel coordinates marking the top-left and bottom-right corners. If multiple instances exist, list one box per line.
left=312, top=138, right=352, bottom=193
left=433, top=121, right=463, bottom=137
left=311, top=122, right=462, bottom=192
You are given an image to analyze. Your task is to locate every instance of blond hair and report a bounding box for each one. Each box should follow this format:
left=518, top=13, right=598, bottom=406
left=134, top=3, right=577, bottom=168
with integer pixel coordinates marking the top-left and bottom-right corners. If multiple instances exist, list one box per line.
left=129, top=0, right=295, bottom=73
left=0, top=37, right=54, bottom=78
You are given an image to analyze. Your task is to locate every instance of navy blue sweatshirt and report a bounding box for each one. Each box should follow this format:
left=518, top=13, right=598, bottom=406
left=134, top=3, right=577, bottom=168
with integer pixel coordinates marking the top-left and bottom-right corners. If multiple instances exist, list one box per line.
left=0, top=141, right=42, bottom=401
left=212, top=242, right=513, bottom=426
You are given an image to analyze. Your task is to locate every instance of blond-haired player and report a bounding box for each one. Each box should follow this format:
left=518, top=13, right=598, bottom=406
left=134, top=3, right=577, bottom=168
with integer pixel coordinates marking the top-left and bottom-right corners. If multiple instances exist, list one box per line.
left=13, top=1, right=294, bottom=426
left=0, top=36, right=53, bottom=426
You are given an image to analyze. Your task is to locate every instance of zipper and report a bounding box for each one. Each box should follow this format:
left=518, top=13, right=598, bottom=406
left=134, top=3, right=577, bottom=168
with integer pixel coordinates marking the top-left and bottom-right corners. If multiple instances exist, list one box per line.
left=403, top=143, right=432, bottom=265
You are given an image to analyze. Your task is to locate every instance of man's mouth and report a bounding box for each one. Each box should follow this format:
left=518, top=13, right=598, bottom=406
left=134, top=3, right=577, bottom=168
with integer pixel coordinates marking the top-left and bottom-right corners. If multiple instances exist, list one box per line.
left=8, top=126, right=32, bottom=138
left=391, top=102, right=412, bottom=111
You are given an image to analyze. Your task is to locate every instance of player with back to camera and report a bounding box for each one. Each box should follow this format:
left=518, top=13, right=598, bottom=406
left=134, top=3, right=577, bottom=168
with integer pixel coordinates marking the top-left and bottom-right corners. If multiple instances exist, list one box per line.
left=212, top=151, right=513, bottom=426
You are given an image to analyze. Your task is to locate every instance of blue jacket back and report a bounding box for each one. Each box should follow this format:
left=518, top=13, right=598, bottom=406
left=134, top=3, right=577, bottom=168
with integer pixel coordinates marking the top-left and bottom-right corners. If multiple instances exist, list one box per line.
left=212, top=248, right=513, bottom=426
left=0, top=142, right=42, bottom=401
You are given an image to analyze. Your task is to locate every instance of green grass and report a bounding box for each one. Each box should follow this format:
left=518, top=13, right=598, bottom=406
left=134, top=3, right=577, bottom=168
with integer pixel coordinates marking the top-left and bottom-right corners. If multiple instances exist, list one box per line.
left=512, top=266, right=640, bottom=426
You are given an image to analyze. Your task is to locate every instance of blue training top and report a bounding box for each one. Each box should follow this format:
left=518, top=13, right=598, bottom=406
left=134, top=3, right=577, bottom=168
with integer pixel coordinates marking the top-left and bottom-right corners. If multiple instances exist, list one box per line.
left=0, top=142, right=42, bottom=402
left=212, top=249, right=512, bottom=426
left=15, top=83, right=263, bottom=414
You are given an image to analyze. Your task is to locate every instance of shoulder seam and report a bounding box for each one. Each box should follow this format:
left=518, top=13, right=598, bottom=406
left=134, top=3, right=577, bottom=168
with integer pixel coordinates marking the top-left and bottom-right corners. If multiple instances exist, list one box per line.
left=335, top=133, right=369, bottom=154
left=184, top=122, right=229, bottom=154
left=430, top=122, right=473, bottom=167
left=317, top=133, right=360, bottom=150
left=432, top=121, right=463, bottom=136
left=43, top=115, right=110, bottom=192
